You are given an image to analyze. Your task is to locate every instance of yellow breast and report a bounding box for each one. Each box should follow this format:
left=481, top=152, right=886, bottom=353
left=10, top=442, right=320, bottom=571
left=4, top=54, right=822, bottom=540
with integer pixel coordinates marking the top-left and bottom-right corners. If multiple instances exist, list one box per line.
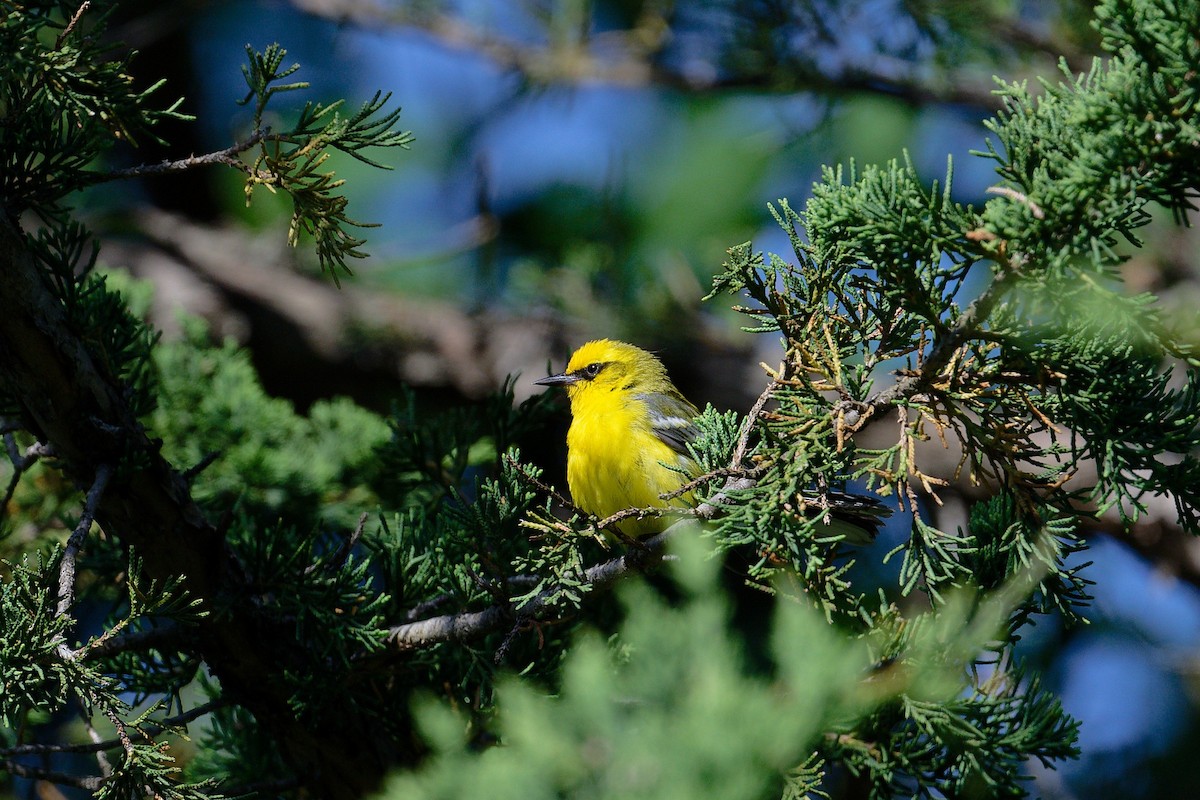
left=565, top=389, right=694, bottom=537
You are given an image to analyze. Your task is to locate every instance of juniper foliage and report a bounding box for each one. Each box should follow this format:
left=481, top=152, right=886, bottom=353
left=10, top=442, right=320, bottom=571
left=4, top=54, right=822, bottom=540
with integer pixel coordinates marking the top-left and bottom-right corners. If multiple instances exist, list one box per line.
left=1, top=0, right=1198, bottom=799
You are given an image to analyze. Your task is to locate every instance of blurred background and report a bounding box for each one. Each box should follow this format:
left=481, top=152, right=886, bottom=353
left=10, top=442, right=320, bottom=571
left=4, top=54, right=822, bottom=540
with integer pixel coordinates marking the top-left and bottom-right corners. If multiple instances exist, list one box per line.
left=86, top=1, right=1200, bottom=797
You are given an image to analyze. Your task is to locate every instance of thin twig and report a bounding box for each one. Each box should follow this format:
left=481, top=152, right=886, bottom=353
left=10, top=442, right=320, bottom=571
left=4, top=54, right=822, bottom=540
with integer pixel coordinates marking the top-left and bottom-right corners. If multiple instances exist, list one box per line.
left=593, top=504, right=691, bottom=533
left=78, top=620, right=184, bottom=660
left=102, top=707, right=136, bottom=769
left=161, top=698, right=231, bottom=729
left=96, top=128, right=272, bottom=182
left=862, top=259, right=1023, bottom=418
left=16, top=2, right=94, bottom=114
left=304, top=511, right=369, bottom=576
left=659, top=464, right=766, bottom=503
left=55, top=2, right=91, bottom=49
left=463, top=563, right=509, bottom=606
left=986, top=185, right=1045, bottom=220
left=731, top=377, right=778, bottom=468
left=504, top=452, right=574, bottom=509
left=1, top=440, right=54, bottom=516
left=56, top=464, right=114, bottom=618
left=335, top=511, right=369, bottom=566
left=77, top=699, right=114, bottom=778
left=182, top=450, right=221, bottom=483
left=0, top=700, right=229, bottom=758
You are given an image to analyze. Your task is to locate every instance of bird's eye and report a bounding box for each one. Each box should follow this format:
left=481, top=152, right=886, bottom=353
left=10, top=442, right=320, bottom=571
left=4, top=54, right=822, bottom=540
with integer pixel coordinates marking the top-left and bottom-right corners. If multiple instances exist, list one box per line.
left=583, top=362, right=602, bottom=378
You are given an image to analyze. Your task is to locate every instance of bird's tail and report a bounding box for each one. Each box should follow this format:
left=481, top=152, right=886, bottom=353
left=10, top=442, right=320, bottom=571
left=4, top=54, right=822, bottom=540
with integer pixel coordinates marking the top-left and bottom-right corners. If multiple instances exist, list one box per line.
left=804, top=490, right=891, bottom=546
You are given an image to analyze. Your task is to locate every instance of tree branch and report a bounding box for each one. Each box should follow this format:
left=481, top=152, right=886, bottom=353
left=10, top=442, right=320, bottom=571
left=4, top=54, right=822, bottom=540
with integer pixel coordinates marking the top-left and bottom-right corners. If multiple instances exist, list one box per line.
left=290, top=0, right=1009, bottom=109
left=731, top=377, right=779, bottom=468
left=101, top=208, right=562, bottom=402
left=77, top=619, right=185, bottom=660
left=0, top=437, right=53, bottom=518
left=386, top=523, right=686, bottom=650
left=95, top=128, right=271, bottom=181
left=56, top=463, right=113, bottom=617
left=386, top=471, right=764, bottom=652
left=858, top=258, right=1022, bottom=420
left=0, top=700, right=228, bottom=759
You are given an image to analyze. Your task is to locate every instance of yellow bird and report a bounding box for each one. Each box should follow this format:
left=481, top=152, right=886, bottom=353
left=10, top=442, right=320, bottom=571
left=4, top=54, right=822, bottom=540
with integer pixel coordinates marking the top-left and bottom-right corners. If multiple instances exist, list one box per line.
left=534, top=339, right=699, bottom=537
left=535, top=339, right=886, bottom=542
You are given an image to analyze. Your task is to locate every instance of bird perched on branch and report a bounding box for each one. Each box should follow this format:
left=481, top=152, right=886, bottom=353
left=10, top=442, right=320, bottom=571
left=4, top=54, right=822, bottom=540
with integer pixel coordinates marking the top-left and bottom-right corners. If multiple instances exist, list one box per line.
left=535, top=339, right=886, bottom=541
left=535, top=339, right=699, bottom=537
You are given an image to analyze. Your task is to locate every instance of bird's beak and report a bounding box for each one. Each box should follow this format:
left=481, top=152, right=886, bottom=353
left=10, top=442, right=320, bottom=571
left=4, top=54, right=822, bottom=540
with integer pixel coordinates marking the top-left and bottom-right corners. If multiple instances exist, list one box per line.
left=534, top=371, right=579, bottom=387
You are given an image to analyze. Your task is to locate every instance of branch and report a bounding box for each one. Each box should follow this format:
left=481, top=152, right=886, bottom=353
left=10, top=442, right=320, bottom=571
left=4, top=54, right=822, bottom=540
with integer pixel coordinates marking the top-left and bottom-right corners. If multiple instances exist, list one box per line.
left=731, top=377, right=779, bottom=468
left=95, top=128, right=271, bottom=181
left=386, top=522, right=687, bottom=650
left=77, top=620, right=185, bottom=660
left=986, top=185, right=1045, bottom=220
left=101, top=208, right=562, bottom=401
left=56, top=463, right=113, bottom=618
left=55, top=2, right=91, bottom=49
left=0, top=700, right=229, bottom=758
left=504, top=452, right=574, bottom=510
left=858, top=257, right=1023, bottom=420
left=0, top=438, right=54, bottom=518
left=988, top=15, right=1092, bottom=73
left=290, top=0, right=1009, bottom=109
left=660, top=466, right=763, bottom=504
left=385, top=472, right=760, bottom=652
left=80, top=704, right=116, bottom=779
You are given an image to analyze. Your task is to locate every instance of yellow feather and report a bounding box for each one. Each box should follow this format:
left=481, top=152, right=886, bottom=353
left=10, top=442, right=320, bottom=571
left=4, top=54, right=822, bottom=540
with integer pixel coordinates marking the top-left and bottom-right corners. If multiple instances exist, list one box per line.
left=541, top=339, right=699, bottom=538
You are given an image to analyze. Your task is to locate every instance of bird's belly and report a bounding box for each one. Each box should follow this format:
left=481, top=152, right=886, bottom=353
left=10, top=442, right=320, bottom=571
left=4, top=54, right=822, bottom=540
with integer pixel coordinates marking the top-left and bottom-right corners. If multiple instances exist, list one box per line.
left=566, top=417, right=693, bottom=534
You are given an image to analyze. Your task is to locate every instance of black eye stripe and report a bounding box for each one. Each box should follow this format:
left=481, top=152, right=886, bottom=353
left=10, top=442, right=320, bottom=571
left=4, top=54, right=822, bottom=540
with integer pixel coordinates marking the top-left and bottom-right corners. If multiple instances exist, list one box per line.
left=575, top=361, right=607, bottom=380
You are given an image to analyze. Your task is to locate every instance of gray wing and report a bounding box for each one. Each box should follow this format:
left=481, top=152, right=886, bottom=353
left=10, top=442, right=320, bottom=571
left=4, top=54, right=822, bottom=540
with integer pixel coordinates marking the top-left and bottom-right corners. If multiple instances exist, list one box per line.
left=637, top=391, right=701, bottom=458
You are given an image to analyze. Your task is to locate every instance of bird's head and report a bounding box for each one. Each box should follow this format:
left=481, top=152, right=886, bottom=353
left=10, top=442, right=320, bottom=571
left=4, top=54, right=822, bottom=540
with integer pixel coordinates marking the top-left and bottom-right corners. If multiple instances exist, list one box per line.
left=534, top=339, right=671, bottom=405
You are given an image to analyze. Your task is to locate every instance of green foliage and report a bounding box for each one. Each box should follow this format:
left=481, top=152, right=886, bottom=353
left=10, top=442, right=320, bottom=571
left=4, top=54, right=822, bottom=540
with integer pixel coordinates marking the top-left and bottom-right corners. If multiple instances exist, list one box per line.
left=682, top=0, right=1197, bottom=792
left=384, top=537, right=1076, bottom=800
left=239, top=43, right=415, bottom=283
left=706, top=0, right=1200, bottom=552
left=687, top=404, right=744, bottom=476
left=1, top=548, right=214, bottom=797
left=96, top=736, right=220, bottom=800
left=373, top=378, right=555, bottom=508
left=186, top=702, right=291, bottom=791
left=3, top=0, right=1200, bottom=798
left=0, top=1, right=186, bottom=218
left=386, top=538, right=869, bottom=800
left=150, top=319, right=390, bottom=527
left=0, top=553, right=74, bottom=724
